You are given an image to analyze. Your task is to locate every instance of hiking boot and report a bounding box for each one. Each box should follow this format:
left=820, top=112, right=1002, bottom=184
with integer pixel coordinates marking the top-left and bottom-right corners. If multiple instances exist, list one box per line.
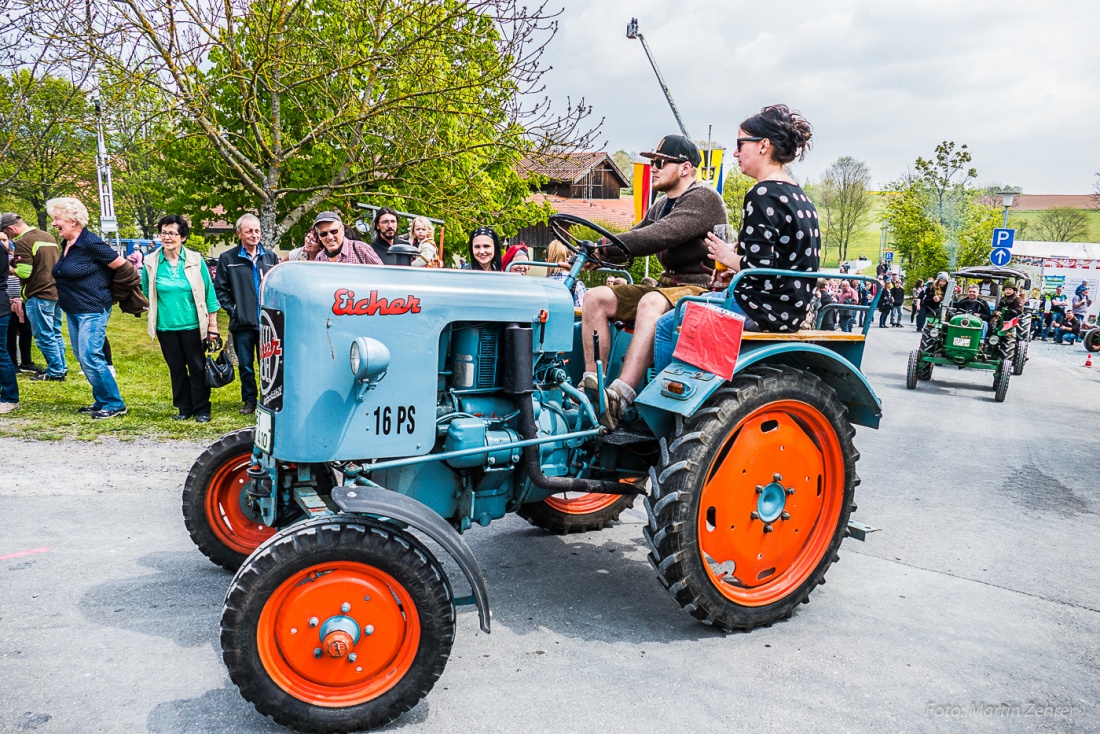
left=599, top=385, right=626, bottom=431
left=91, top=407, right=128, bottom=419
left=240, top=402, right=256, bottom=415
left=77, top=405, right=100, bottom=414
left=31, top=373, right=65, bottom=382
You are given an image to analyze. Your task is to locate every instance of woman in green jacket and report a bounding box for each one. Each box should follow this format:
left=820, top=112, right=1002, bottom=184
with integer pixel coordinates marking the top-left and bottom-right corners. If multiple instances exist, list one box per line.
left=141, top=215, right=221, bottom=422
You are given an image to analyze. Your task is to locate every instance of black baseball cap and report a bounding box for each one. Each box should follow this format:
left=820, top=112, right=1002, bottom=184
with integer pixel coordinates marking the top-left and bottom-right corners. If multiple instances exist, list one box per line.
left=641, top=134, right=701, bottom=167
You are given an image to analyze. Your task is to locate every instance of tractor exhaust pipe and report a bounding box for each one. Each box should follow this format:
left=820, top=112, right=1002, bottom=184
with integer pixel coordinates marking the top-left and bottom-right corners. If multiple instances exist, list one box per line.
left=503, top=324, right=625, bottom=495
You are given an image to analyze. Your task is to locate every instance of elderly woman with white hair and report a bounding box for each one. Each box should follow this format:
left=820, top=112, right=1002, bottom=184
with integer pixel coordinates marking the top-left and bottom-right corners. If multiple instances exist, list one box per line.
left=48, top=197, right=128, bottom=419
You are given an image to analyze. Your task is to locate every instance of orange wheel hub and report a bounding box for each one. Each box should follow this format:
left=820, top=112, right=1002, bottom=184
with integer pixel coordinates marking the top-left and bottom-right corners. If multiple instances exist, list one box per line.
left=697, top=401, right=844, bottom=607
left=203, top=452, right=276, bottom=555
left=258, top=561, right=420, bottom=707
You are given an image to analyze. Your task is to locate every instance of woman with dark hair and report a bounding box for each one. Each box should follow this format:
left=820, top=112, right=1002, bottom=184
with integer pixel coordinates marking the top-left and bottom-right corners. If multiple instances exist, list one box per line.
left=462, top=227, right=503, bottom=271
left=141, top=214, right=221, bottom=422
left=653, top=104, right=819, bottom=371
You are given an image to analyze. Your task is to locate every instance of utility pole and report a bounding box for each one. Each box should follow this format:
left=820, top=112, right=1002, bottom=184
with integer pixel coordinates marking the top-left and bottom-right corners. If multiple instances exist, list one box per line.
left=93, top=98, right=121, bottom=254
left=626, top=18, right=689, bottom=139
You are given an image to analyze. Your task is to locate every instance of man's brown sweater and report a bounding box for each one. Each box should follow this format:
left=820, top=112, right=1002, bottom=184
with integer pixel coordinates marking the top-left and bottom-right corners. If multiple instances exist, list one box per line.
left=619, top=181, right=727, bottom=287
left=12, top=228, right=60, bottom=301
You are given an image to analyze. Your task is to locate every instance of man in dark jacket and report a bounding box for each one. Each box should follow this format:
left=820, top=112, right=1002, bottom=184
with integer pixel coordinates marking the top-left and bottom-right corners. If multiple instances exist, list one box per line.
left=369, top=207, right=410, bottom=265
left=3, top=212, right=66, bottom=380
left=955, top=284, right=992, bottom=338
left=214, top=214, right=281, bottom=414
left=578, top=134, right=726, bottom=428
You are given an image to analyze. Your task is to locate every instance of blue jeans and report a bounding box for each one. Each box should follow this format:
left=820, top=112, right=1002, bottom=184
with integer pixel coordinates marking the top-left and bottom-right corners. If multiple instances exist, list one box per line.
left=1055, top=330, right=1077, bottom=345
left=891, top=305, right=903, bottom=324
left=840, top=313, right=855, bottom=333
left=0, top=314, right=18, bottom=404
left=67, top=309, right=125, bottom=412
left=653, top=293, right=749, bottom=374
left=1043, top=312, right=1063, bottom=338
left=232, top=329, right=260, bottom=405
left=25, top=297, right=67, bottom=377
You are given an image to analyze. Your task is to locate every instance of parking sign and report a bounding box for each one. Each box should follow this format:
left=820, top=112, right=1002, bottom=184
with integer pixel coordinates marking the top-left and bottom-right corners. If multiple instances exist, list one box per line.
left=991, top=228, right=1015, bottom=250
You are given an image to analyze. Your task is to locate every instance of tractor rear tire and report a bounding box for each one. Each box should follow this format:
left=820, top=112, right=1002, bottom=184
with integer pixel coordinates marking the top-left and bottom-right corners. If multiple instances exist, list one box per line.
left=906, top=350, right=920, bottom=389
left=518, top=488, right=637, bottom=534
left=994, top=360, right=1011, bottom=403
left=1084, top=328, right=1100, bottom=353
left=643, top=365, right=857, bottom=632
left=222, top=516, right=455, bottom=734
left=1012, top=339, right=1028, bottom=375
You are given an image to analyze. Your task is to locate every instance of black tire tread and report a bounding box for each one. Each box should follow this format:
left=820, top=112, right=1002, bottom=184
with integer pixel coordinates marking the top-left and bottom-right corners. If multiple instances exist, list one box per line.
left=517, top=493, right=637, bottom=534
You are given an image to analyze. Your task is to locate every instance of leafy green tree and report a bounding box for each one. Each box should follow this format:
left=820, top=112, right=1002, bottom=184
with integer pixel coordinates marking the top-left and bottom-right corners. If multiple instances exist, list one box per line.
left=1032, top=207, right=1089, bottom=242
left=817, top=156, right=872, bottom=265
left=883, top=184, right=948, bottom=286
left=31, top=0, right=599, bottom=248
left=721, top=167, right=755, bottom=232
left=611, top=150, right=635, bottom=188
left=0, top=71, right=97, bottom=228
left=914, top=141, right=977, bottom=235
left=954, top=196, right=1001, bottom=268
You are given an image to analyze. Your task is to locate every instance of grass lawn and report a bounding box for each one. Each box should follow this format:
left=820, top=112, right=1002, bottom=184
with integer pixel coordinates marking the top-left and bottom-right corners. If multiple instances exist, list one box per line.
left=0, top=309, right=251, bottom=441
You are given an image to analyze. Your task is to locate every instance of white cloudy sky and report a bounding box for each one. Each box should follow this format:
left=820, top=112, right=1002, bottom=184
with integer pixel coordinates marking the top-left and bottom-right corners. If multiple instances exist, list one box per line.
left=538, top=0, right=1100, bottom=194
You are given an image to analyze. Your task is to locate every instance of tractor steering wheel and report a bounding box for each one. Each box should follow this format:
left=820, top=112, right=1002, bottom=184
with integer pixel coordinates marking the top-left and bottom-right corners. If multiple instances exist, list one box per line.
left=549, top=213, right=633, bottom=270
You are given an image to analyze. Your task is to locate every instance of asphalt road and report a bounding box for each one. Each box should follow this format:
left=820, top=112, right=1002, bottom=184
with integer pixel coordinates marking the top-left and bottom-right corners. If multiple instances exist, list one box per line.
left=2, top=325, right=1098, bottom=734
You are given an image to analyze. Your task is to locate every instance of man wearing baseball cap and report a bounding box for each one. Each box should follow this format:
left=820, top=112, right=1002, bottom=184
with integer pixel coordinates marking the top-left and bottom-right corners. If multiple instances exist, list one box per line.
left=577, top=133, right=726, bottom=429
left=309, top=211, right=382, bottom=265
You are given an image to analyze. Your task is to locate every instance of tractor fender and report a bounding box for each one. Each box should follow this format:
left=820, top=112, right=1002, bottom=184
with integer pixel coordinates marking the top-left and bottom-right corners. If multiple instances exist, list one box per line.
left=636, top=344, right=881, bottom=435
left=331, top=485, right=491, bottom=633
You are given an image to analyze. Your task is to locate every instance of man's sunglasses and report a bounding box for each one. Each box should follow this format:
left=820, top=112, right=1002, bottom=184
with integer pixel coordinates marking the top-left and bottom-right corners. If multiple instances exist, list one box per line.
left=652, top=158, right=687, bottom=171
left=316, top=228, right=341, bottom=239
left=736, top=136, right=764, bottom=151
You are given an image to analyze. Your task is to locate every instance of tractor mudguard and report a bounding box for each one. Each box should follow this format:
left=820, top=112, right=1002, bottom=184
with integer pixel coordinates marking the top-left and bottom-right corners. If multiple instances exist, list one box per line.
left=636, top=344, right=882, bottom=436
left=330, top=486, right=491, bottom=633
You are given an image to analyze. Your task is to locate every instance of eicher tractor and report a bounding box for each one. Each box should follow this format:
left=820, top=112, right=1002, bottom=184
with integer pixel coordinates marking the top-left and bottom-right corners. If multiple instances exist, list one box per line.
left=183, top=214, right=885, bottom=733
left=906, top=266, right=1031, bottom=402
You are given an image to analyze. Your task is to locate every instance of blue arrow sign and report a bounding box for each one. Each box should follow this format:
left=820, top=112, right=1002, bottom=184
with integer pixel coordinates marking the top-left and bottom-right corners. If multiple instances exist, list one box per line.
left=991, top=228, right=1015, bottom=250
left=990, top=247, right=1012, bottom=267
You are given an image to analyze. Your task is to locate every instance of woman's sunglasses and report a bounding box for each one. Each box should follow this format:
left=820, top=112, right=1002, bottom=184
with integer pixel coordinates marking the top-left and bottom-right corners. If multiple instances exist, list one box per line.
left=736, top=136, right=764, bottom=151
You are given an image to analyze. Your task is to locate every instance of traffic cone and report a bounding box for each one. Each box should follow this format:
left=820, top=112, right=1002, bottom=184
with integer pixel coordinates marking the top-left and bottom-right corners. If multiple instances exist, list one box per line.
left=1086, top=354, right=1093, bottom=368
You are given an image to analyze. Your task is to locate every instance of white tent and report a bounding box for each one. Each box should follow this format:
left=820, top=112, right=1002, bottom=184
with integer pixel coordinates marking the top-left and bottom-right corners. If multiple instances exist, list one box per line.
left=1010, top=240, right=1099, bottom=319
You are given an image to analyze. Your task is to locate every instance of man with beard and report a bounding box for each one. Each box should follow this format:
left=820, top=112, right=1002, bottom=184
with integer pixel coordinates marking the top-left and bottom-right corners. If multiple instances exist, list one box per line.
left=369, top=207, right=410, bottom=265
left=577, top=134, right=726, bottom=427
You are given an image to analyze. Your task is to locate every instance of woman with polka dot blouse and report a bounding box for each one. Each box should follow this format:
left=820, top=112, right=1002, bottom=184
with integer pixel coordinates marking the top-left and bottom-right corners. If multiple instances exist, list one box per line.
left=653, top=104, right=819, bottom=372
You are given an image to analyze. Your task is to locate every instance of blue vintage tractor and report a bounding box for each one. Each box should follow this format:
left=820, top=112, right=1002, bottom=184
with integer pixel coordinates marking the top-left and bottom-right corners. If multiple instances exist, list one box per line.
left=184, top=215, right=884, bottom=732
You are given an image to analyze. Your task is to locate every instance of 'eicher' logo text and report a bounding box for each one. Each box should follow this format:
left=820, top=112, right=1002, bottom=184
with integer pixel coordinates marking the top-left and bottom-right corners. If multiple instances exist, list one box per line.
left=332, top=289, right=422, bottom=316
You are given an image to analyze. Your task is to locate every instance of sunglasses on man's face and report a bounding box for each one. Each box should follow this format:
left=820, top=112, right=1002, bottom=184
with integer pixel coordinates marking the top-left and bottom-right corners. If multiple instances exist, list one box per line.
left=652, top=158, right=685, bottom=171
left=317, top=228, right=341, bottom=239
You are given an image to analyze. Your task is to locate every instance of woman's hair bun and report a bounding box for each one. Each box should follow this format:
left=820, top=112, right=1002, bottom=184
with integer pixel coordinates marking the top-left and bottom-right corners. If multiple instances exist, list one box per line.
left=740, top=104, right=813, bottom=164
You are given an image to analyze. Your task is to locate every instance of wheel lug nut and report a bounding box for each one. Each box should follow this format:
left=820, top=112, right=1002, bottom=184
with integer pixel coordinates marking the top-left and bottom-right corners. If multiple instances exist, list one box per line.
left=763, top=524, right=774, bottom=533
left=364, top=625, right=375, bottom=636
left=785, top=488, right=795, bottom=495
left=750, top=511, right=760, bottom=520
left=313, top=648, right=322, bottom=658
left=308, top=617, right=319, bottom=628
left=781, top=512, right=790, bottom=521
left=773, top=473, right=783, bottom=482
left=348, top=653, right=357, bottom=663
left=341, top=602, right=351, bottom=613
left=755, top=485, right=764, bottom=494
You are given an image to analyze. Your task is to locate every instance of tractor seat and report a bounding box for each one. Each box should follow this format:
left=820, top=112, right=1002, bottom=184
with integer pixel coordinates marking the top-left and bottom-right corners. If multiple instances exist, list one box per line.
left=741, top=330, right=866, bottom=342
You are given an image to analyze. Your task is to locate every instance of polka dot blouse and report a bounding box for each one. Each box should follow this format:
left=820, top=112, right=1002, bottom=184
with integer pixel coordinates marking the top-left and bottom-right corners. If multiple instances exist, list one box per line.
left=734, top=181, right=821, bottom=332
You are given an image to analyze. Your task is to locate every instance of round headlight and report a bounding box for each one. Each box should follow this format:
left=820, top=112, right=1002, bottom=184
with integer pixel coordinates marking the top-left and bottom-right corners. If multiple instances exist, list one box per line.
left=350, top=340, right=363, bottom=377
left=929, top=328, right=940, bottom=338
left=349, top=336, right=391, bottom=383
left=988, top=335, right=1000, bottom=346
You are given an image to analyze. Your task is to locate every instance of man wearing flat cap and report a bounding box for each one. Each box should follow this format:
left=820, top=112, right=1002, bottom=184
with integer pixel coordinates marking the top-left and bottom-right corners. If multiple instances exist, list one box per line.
left=309, top=211, right=382, bottom=265
left=578, top=133, right=726, bottom=429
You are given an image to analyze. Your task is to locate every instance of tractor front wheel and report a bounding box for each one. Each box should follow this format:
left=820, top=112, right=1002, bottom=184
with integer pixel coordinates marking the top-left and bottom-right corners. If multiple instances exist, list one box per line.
left=994, top=360, right=1011, bottom=403
left=644, top=365, right=857, bottom=631
left=518, top=488, right=637, bottom=534
left=222, top=516, right=456, bottom=734
left=906, top=350, right=920, bottom=389
left=1012, top=339, right=1028, bottom=375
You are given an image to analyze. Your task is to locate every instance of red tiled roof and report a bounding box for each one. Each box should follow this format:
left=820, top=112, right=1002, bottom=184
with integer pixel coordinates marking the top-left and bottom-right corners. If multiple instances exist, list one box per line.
left=1012, top=194, right=1097, bottom=210
left=529, top=193, right=637, bottom=230
left=517, top=151, right=629, bottom=187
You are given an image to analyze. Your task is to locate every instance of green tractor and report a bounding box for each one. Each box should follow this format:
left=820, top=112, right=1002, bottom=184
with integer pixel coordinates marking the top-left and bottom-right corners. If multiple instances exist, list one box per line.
left=907, top=266, right=1031, bottom=402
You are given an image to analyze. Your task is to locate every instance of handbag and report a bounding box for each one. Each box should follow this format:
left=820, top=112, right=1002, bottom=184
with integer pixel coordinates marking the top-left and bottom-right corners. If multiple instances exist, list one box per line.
left=205, top=335, right=235, bottom=388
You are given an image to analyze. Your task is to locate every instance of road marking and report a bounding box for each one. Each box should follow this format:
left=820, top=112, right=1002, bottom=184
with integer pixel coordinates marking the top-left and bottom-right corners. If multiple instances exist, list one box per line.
left=0, top=546, right=51, bottom=561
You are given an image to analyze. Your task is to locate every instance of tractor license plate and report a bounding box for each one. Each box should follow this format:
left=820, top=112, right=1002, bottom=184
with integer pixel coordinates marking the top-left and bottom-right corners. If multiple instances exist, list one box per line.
left=952, top=336, right=970, bottom=346
left=255, top=409, right=273, bottom=453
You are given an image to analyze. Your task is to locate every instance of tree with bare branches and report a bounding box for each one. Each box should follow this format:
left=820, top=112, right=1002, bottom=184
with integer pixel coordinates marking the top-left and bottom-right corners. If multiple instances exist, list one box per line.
left=18, top=0, right=599, bottom=246
left=816, top=156, right=872, bottom=264
left=1032, top=207, right=1090, bottom=242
